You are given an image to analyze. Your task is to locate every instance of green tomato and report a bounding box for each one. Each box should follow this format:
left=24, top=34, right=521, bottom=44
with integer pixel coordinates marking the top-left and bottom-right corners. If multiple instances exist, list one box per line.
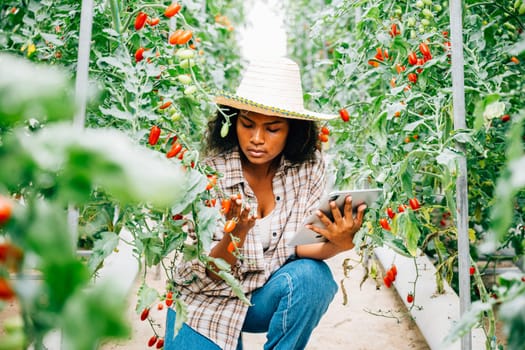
left=180, top=59, right=195, bottom=69
left=0, top=332, right=25, bottom=350
left=421, top=18, right=431, bottom=27
left=3, top=317, right=23, bottom=334
left=410, top=29, right=417, bottom=39
left=423, top=0, right=432, bottom=5
left=184, top=85, right=197, bottom=95
left=171, top=112, right=181, bottom=121
left=177, top=74, right=192, bottom=85
left=422, top=8, right=434, bottom=18
left=220, top=122, right=229, bottom=138
left=175, top=49, right=195, bottom=60
left=519, top=3, right=525, bottom=14
left=416, top=0, right=424, bottom=8
left=407, top=17, right=416, bottom=27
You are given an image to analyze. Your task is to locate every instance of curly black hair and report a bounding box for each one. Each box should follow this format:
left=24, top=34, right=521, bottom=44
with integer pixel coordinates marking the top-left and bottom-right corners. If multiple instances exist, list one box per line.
left=204, top=106, right=320, bottom=164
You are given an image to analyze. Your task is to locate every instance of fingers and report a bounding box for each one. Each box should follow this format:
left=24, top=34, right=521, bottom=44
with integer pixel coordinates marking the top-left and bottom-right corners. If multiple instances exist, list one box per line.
left=355, top=203, right=367, bottom=225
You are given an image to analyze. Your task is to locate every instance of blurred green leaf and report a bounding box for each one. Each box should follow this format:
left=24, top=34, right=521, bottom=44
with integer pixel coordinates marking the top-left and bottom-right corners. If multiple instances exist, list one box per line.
left=0, top=53, right=75, bottom=127
left=61, top=283, right=130, bottom=350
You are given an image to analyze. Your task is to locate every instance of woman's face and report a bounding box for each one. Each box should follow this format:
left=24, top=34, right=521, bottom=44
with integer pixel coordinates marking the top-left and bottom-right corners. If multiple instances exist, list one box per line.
left=236, top=111, right=290, bottom=166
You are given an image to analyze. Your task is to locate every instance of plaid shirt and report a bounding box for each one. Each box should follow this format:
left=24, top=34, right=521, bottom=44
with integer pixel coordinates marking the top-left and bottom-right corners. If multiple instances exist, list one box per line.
left=173, top=147, right=326, bottom=350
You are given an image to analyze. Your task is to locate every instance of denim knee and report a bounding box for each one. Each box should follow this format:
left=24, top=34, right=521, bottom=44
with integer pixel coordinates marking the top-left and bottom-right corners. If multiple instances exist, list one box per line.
left=287, top=258, right=338, bottom=302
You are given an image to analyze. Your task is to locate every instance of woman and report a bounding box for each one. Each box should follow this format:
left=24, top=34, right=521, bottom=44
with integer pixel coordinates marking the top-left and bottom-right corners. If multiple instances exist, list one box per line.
left=166, top=57, right=366, bottom=350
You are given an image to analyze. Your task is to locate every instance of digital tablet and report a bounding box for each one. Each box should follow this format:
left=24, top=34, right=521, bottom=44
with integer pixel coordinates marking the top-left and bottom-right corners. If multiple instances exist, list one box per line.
left=287, top=188, right=383, bottom=246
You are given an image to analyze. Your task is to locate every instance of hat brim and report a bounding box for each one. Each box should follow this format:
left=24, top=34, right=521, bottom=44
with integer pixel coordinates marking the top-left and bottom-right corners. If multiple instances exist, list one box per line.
left=215, top=91, right=337, bottom=121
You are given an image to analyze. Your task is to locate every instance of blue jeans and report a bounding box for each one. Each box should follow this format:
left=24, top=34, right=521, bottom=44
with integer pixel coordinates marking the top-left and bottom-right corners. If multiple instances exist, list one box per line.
left=165, top=258, right=338, bottom=350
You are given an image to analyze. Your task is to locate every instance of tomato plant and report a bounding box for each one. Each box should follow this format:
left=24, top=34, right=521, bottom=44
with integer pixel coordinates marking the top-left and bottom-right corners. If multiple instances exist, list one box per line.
left=284, top=0, right=525, bottom=346
left=0, top=0, right=248, bottom=347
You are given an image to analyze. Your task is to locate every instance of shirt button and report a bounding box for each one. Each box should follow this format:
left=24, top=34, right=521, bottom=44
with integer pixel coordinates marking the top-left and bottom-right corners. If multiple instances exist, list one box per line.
left=272, top=232, right=277, bottom=237
left=276, top=196, right=281, bottom=201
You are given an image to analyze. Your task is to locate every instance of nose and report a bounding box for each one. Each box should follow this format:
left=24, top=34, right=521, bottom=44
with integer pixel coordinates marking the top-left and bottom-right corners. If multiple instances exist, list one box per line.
left=250, top=127, right=264, bottom=145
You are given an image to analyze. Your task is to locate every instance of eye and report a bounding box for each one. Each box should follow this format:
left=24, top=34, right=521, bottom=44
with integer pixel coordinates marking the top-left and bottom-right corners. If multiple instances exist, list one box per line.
left=267, top=128, right=280, bottom=133
left=240, top=121, right=253, bottom=129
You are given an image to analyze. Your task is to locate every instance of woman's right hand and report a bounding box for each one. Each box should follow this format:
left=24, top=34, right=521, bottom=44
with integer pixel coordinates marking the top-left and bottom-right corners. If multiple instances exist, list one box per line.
left=223, top=194, right=256, bottom=239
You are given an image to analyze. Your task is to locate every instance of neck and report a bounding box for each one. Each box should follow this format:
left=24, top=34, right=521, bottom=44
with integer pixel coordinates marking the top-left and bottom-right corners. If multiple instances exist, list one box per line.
left=240, top=154, right=281, bottom=177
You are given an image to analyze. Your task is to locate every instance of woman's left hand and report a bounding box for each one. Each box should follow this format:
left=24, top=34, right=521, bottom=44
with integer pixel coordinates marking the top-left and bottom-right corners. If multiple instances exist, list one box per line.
left=306, top=196, right=366, bottom=251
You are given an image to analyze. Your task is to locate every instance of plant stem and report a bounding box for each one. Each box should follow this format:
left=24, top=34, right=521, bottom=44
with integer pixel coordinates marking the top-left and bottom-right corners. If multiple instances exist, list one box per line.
left=109, top=0, right=122, bottom=35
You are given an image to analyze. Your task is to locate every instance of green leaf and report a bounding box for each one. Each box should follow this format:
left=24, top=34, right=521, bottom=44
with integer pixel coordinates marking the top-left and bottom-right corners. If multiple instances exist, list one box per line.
left=61, top=283, right=130, bottom=350
left=442, top=300, right=494, bottom=347
left=136, top=284, right=159, bottom=314
left=0, top=53, right=75, bottom=127
left=87, top=231, right=119, bottom=273
left=173, top=298, right=188, bottom=338
left=216, top=270, right=251, bottom=305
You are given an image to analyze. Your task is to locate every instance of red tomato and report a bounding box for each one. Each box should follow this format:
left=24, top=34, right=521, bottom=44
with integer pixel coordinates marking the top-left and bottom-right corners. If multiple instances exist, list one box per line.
left=148, top=125, right=161, bottom=145
left=386, top=207, right=396, bottom=219
left=148, top=17, right=160, bottom=26
left=165, top=298, right=173, bottom=306
left=221, top=198, right=232, bottom=215
left=0, top=278, right=15, bottom=300
left=368, top=59, right=380, bottom=68
left=408, top=52, right=418, bottom=66
left=510, top=56, right=520, bottom=64
left=398, top=205, right=405, bottom=213
left=159, top=101, right=172, bottom=110
left=390, top=264, right=397, bottom=278
left=205, top=175, right=217, bottom=191
left=469, top=266, right=475, bottom=275
left=407, top=293, right=414, bottom=303
left=318, top=133, right=329, bottom=143
left=0, top=195, right=12, bottom=225
left=135, top=47, right=145, bottom=63
left=386, top=269, right=395, bottom=282
left=389, top=23, right=400, bottom=37
left=148, top=335, right=158, bottom=347
left=166, top=143, right=183, bottom=158
left=164, top=3, right=181, bottom=18
left=383, top=275, right=392, bottom=288
left=395, top=63, right=406, bottom=74
left=379, top=218, right=391, bottom=231
left=140, top=308, right=150, bottom=321
left=177, top=149, right=186, bottom=160
left=177, top=30, right=193, bottom=45
left=501, top=114, right=510, bottom=123
left=157, top=303, right=164, bottom=310
left=339, top=108, right=350, bottom=122
left=169, top=29, right=184, bottom=45
left=134, top=12, right=148, bottom=31
left=321, top=126, right=330, bottom=135
left=419, top=42, right=431, bottom=59
left=375, top=47, right=384, bottom=61
left=408, top=73, right=418, bottom=83
left=409, top=197, right=421, bottom=210
left=227, top=241, right=237, bottom=253
left=224, top=219, right=237, bottom=233
left=156, top=338, right=164, bottom=349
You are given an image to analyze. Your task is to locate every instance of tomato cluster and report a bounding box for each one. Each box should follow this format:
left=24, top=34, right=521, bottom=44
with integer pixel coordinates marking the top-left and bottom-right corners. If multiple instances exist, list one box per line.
left=379, top=198, right=421, bottom=231
left=383, top=264, right=397, bottom=288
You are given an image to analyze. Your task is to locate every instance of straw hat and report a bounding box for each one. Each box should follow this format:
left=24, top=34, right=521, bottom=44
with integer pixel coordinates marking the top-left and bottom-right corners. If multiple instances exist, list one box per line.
left=215, top=57, right=337, bottom=121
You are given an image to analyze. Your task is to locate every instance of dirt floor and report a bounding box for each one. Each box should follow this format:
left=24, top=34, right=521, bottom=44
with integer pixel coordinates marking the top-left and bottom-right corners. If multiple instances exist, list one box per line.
left=99, top=250, right=430, bottom=350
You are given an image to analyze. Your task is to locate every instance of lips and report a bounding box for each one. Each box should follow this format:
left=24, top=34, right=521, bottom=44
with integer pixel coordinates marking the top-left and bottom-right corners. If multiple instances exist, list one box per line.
left=247, top=149, right=265, bottom=157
